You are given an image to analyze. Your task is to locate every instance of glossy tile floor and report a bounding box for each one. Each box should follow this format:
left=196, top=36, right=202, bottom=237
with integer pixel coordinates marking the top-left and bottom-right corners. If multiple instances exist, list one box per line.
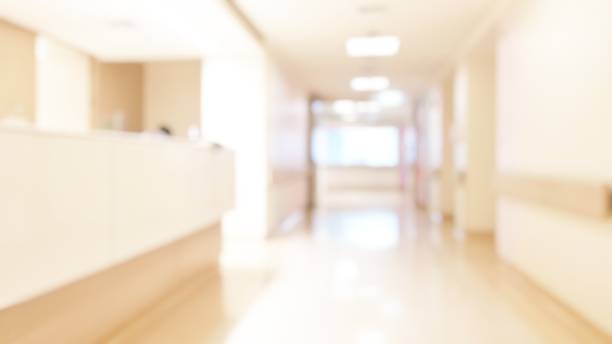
left=109, top=203, right=611, bottom=344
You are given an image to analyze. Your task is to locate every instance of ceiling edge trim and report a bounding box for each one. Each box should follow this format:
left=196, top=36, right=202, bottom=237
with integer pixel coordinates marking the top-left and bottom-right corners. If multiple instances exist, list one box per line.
left=429, top=0, right=522, bottom=85
left=223, top=0, right=265, bottom=43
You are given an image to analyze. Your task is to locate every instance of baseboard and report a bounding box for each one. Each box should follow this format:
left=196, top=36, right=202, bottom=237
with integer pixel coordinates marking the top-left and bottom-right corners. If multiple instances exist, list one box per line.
left=498, top=261, right=612, bottom=341
left=103, top=270, right=222, bottom=343
left=0, top=223, right=221, bottom=344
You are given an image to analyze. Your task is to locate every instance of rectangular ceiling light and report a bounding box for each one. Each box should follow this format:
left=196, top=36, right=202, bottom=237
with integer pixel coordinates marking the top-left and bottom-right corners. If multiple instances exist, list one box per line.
left=346, top=36, right=400, bottom=57
left=351, top=76, right=390, bottom=92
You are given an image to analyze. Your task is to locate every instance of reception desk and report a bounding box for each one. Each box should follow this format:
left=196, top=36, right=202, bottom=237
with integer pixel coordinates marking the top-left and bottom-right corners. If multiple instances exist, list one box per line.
left=0, top=128, right=234, bottom=342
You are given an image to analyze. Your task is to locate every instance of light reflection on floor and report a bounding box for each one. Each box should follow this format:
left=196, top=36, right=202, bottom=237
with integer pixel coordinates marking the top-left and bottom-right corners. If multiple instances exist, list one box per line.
left=110, top=203, right=611, bottom=343
left=313, top=208, right=401, bottom=250
left=223, top=206, right=608, bottom=344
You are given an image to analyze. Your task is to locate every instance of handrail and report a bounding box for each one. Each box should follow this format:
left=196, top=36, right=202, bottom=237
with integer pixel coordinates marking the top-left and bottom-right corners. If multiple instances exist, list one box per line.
left=497, top=174, right=612, bottom=218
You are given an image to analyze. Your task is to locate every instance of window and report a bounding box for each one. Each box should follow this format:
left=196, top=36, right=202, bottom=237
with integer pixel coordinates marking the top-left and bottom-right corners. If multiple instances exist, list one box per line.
left=312, top=126, right=399, bottom=167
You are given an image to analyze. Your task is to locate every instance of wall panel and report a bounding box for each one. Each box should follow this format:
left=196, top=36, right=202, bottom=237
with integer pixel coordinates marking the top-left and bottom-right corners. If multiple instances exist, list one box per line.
left=496, top=0, right=612, bottom=334
left=0, top=129, right=233, bottom=310
left=0, top=19, right=35, bottom=123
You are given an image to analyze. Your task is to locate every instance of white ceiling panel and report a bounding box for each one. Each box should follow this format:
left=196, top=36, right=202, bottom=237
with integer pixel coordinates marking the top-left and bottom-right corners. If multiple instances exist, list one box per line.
left=0, top=0, right=257, bottom=61
left=235, top=0, right=503, bottom=99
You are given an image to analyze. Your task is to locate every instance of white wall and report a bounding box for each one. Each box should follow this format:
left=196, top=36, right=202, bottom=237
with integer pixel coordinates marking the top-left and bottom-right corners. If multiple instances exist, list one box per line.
left=36, top=36, right=91, bottom=133
left=202, top=52, right=270, bottom=239
left=453, top=37, right=496, bottom=233
left=202, top=43, right=310, bottom=239
left=496, top=0, right=612, bottom=335
left=0, top=129, right=233, bottom=310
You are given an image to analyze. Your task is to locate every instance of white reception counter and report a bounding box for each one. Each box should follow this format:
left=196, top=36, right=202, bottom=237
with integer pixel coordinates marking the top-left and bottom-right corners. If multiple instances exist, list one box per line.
left=0, top=128, right=234, bottom=310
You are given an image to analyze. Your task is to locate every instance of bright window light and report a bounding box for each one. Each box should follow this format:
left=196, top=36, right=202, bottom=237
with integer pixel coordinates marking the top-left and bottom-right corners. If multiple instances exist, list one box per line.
left=341, top=113, right=359, bottom=122
left=346, top=36, right=400, bottom=57
left=331, top=100, right=381, bottom=120
left=374, top=89, right=405, bottom=107
left=355, top=101, right=381, bottom=114
left=351, top=76, right=390, bottom=92
left=333, top=100, right=356, bottom=116
left=311, top=100, right=325, bottom=115
left=312, top=126, right=400, bottom=167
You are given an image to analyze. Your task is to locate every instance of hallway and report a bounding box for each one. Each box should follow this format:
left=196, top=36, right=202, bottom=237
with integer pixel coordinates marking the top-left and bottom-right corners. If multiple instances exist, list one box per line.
left=107, top=203, right=609, bottom=344
left=2, top=0, right=612, bottom=341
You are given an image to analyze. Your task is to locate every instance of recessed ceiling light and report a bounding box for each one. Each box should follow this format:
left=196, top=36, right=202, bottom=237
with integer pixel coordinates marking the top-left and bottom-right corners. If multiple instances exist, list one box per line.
left=346, top=36, right=400, bottom=57
left=351, top=76, right=390, bottom=92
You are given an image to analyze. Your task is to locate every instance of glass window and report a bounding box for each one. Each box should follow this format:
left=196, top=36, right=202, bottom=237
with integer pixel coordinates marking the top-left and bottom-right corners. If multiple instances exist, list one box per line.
left=403, top=127, right=417, bottom=165
left=312, top=126, right=399, bottom=167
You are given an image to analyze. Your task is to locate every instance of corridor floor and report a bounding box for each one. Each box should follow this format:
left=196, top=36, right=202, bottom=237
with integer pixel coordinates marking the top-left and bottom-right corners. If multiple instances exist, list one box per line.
left=108, top=205, right=610, bottom=343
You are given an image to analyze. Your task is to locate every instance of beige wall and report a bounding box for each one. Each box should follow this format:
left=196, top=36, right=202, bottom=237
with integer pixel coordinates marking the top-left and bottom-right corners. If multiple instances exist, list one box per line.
left=496, top=0, right=612, bottom=335
left=0, top=19, right=35, bottom=123
left=266, top=63, right=310, bottom=232
left=36, top=36, right=92, bottom=133
left=144, top=61, right=202, bottom=137
left=92, top=62, right=143, bottom=132
left=0, top=224, right=220, bottom=343
left=440, top=77, right=455, bottom=218
left=413, top=99, right=430, bottom=208
left=0, top=20, right=144, bottom=133
left=421, top=78, right=456, bottom=220
left=420, top=89, right=444, bottom=216
left=453, top=36, right=496, bottom=233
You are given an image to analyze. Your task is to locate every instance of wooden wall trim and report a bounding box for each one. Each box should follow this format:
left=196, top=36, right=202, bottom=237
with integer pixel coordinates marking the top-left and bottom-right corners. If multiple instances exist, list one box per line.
left=429, top=168, right=442, bottom=179
left=0, top=223, right=221, bottom=344
left=223, top=0, right=265, bottom=42
left=270, top=170, right=310, bottom=186
left=497, top=174, right=612, bottom=218
left=326, top=185, right=402, bottom=192
left=317, top=165, right=399, bottom=172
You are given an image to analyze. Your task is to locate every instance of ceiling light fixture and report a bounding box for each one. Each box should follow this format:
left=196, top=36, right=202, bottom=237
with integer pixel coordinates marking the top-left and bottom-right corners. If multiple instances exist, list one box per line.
left=351, top=76, right=390, bottom=92
left=346, top=35, right=400, bottom=57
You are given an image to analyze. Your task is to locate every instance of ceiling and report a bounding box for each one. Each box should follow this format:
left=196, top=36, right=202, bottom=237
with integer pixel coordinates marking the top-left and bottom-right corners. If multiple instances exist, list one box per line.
left=0, top=0, right=502, bottom=100
left=0, top=0, right=257, bottom=61
left=235, top=0, right=503, bottom=99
